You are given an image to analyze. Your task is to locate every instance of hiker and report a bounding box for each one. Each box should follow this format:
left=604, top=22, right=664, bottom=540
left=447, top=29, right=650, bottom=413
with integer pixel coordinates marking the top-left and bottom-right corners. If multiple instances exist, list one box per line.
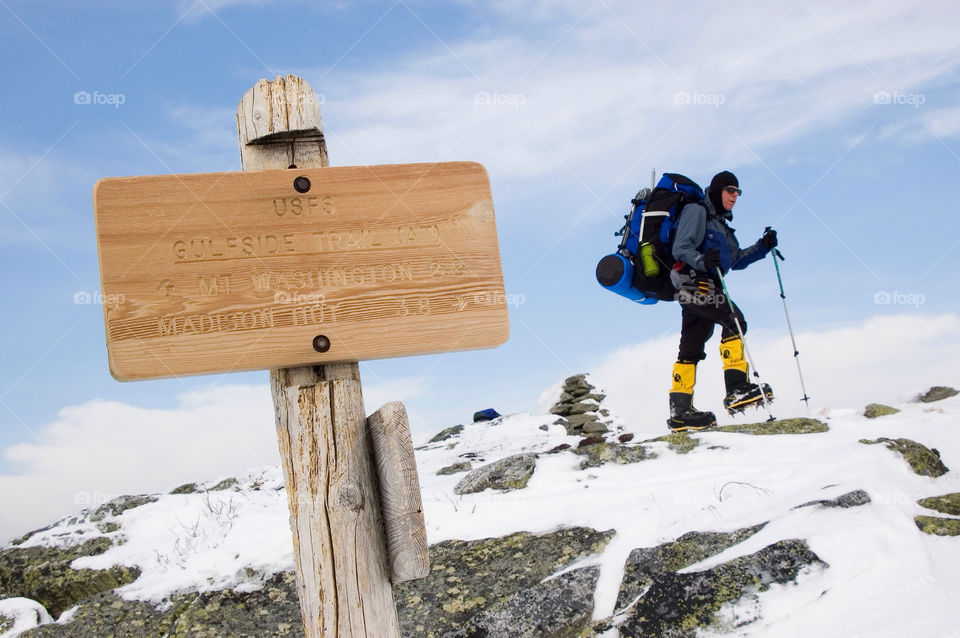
left=667, top=171, right=778, bottom=431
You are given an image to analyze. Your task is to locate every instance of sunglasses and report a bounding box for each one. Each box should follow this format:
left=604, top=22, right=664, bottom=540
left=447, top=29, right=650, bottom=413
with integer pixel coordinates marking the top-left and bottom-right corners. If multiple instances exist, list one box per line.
left=723, top=186, right=742, bottom=196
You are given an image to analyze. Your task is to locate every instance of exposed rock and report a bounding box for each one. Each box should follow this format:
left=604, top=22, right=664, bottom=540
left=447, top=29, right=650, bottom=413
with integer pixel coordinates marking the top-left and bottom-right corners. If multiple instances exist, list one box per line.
left=619, top=433, right=635, bottom=443
left=574, top=441, right=655, bottom=470
left=437, top=462, right=472, bottom=476
left=917, top=492, right=960, bottom=516
left=0, top=537, right=140, bottom=618
left=394, top=527, right=614, bottom=638
left=860, top=437, right=949, bottom=477
left=717, top=418, right=828, bottom=435
left=210, top=478, right=239, bottom=492
left=20, top=572, right=303, bottom=637
left=454, top=454, right=537, bottom=495
left=170, top=483, right=199, bottom=495
left=615, top=524, right=766, bottom=611
left=441, top=566, right=599, bottom=638
left=429, top=425, right=465, bottom=444
left=548, top=374, right=614, bottom=437
left=581, top=421, right=610, bottom=434
left=168, top=571, right=303, bottom=637
left=915, top=515, right=960, bottom=536
left=918, top=386, right=959, bottom=403
left=864, top=403, right=900, bottom=419
left=645, top=431, right=701, bottom=454
left=577, top=436, right=605, bottom=448
left=796, top=489, right=871, bottom=509
left=617, top=539, right=826, bottom=637
left=89, top=495, right=158, bottom=521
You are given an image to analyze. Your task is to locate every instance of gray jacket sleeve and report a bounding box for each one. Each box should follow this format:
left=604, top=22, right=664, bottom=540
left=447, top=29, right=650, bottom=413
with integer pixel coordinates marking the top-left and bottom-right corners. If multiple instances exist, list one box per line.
left=671, top=203, right=707, bottom=272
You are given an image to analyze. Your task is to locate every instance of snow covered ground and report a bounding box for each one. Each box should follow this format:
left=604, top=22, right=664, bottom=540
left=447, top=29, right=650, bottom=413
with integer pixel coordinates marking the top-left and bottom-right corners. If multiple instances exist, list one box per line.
left=4, top=388, right=960, bottom=637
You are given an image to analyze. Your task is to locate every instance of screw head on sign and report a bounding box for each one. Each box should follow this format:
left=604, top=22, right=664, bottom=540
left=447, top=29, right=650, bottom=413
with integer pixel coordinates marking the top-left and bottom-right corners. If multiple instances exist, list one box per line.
left=312, top=335, right=331, bottom=353
left=294, top=176, right=311, bottom=193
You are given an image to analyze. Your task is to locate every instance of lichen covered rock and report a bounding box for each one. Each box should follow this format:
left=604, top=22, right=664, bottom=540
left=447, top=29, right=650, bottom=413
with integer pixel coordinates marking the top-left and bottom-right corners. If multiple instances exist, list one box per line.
left=394, top=527, right=614, bottom=638
left=717, top=418, right=828, bottom=435
left=918, top=386, right=959, bottom=403
left=860, top=437, right=949, bottom=477
left=89, top=495, right=158, bottom=521
left=645, top=431, right=700, bottom=454
left=918, top=492, right=960, bottom=516
left=796, top=489, right=872, bottom=509
left=454, top=454, right=537, bottom=494
left=615, top=524, right=766, bottom=612
left=573, top=441, right=655, bottom=470
left=437, top=462, right=472, bottom=476
left=0, top=537, right=140, bottom=618
left=915, top=515, right=960, bottom=536
left=429, top=425, right=465, bottom=444
left=863, top=403, right=900, bottom=419
left=617, top=539, right=826, bottom=637
left=441, top=566, right=600, bottom=638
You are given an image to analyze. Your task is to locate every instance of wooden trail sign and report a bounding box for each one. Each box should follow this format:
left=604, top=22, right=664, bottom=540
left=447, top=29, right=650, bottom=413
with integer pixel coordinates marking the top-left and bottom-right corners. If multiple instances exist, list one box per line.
left=89, top=74, right=507, bottom=637
left=93, top=161, right=508, bottom=380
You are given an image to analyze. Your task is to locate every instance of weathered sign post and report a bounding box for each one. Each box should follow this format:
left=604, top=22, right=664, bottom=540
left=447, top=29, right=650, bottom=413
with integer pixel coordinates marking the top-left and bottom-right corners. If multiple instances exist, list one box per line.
left=92, top=75, right=509, bottom=636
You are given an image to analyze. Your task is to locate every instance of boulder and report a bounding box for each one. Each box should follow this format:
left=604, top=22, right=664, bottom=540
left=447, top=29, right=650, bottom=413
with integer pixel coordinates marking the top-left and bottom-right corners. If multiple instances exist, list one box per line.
left=454, top=454, right=537, bottom=495
left=915, top=516, right=960, bottom=537
left=436, top=462, right=472, bottom=476
left=918, top=386, right=959, bottom=403
left=860, top=437, right=949, bottom=477
left=717, top=418, right=828, bottom=435
left=441, top=566, right=600, bottom=638
left=574, top=442, right=655, bottom=470
left=615, top=524, right=766, bottom=612
left=863, top=403, right=900, bottom=419
left=394, top=527, right=614, bottom=638
left=428, top=425, right=465, bottom=444
left=617, top=539, right=826, bottom=636
left=917, top=492, right=960, bottom=516
left=795, top=489, right=872, bottom=509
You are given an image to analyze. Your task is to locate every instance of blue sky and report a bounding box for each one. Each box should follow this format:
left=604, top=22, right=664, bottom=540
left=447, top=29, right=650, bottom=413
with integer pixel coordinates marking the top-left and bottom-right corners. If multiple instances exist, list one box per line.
left=2, top=0, right=960, bottom=541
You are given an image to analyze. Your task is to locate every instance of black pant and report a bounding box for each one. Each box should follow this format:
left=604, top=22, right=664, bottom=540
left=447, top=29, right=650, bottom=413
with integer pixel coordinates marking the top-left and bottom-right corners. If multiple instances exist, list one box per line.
left=677, top=296, right=746, bottom=363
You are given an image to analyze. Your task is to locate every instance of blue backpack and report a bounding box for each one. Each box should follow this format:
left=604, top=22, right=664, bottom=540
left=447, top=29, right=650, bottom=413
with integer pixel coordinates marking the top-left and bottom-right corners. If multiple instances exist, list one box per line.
left=596, top=173, right=704, bottom=304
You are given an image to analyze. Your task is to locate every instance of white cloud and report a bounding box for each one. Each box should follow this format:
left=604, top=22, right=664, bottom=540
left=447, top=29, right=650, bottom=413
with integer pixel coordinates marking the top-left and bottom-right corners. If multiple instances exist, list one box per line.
left=0, top=373, right=443, bottom=544
left=305, top=0, right=960, bottom=186
left=591, top=313, right=960, bottom=439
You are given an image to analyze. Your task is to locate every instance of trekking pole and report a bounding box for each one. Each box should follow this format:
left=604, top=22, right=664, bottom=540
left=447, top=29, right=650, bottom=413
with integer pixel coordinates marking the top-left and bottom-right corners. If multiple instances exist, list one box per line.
left=715, top=267, right=776, bottom=422
left=770, top=242, right=811, bottom=408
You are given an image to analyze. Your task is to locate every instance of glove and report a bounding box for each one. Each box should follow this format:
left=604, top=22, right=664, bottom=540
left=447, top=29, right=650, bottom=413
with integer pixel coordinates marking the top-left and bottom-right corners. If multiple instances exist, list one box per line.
left=761, top=228, right=778, bottom=250
left=702, top=248, right=721, bottom=272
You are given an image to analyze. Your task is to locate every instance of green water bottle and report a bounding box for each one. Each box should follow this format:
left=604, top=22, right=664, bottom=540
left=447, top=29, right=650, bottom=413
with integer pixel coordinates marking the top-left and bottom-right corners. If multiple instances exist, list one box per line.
left=639, top=242, right=660, bottom=277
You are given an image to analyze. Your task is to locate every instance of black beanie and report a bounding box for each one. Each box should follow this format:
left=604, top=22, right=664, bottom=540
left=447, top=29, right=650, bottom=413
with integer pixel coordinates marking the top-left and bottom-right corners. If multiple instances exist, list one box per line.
left=709, top=170, right=738, bottom=215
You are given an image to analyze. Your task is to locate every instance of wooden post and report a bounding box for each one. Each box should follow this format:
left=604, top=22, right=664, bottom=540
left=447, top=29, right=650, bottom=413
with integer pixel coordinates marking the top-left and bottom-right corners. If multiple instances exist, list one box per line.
left=368, top=401, right=429, bottom=583
left=237, top=75, right=401, bottom=637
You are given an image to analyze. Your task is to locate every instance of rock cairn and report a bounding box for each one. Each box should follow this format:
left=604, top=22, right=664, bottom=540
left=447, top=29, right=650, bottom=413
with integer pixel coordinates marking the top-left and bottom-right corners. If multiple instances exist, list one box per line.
left=549, top=374, right=615, bottom=437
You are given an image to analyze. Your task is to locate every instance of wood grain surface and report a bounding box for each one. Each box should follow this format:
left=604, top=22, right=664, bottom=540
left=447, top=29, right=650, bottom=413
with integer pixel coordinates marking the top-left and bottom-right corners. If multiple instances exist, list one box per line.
left=94, top=159, right=508, bottom=380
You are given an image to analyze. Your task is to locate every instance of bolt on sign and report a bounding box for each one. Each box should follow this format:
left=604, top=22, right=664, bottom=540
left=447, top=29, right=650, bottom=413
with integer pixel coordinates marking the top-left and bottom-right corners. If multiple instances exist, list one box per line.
left=92, top=161, right=509, bottom=380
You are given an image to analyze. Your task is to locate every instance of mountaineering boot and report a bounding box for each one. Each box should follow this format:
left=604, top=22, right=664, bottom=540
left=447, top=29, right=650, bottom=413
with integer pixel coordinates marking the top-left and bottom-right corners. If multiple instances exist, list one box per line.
left=667, top=361, right=717, bottom=431
left=720, top=336, right=773, bottom=414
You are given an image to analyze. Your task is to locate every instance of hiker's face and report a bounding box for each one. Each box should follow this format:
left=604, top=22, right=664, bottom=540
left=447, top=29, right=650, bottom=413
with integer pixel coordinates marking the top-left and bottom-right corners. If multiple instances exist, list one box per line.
left=721, top=186, right=739, bottom=211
